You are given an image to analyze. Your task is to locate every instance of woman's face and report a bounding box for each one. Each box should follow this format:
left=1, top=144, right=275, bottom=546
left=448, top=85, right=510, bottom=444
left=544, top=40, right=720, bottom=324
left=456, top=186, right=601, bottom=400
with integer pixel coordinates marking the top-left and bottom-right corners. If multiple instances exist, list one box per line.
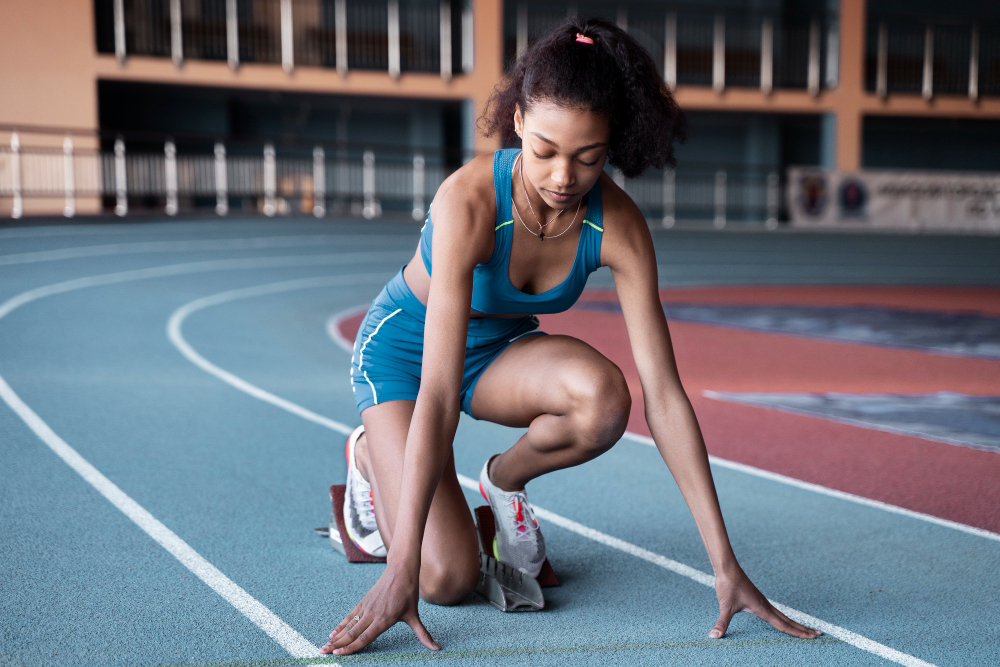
left=514, top=101, right=610, bottom=211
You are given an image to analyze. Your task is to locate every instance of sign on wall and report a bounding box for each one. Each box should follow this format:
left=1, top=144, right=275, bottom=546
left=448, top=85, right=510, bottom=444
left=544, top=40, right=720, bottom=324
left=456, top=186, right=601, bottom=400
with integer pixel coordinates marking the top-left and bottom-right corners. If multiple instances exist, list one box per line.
left=787, top=168, right=1000, bottom=233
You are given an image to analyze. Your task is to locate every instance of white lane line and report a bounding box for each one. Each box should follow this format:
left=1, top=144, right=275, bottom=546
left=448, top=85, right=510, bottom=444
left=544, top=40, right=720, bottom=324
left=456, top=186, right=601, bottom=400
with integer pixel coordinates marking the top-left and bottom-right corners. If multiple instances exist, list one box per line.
left=328, top=305, right=1000, bottom=544
left=0, top=374, right=321, bottom=659
left=168, top=281, right=936, bottom=667
left=167, top=275, right=386, bottom=435
left=622, top=431, right=1000, bottom=544
left=468, top=473, right=934, bottom=667
left=0, top=234, right=412, bottom=266
left=0, top=251, right=402, bottom=321
left=0, top=253, right=397, bottom=661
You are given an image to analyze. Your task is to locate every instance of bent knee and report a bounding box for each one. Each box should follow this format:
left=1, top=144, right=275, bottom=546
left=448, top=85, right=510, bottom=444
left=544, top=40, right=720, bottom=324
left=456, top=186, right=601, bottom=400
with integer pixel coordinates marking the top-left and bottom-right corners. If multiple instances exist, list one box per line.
left=419, top=558, right=479, bottom=606
left=566, top=363, right=631, bottom=454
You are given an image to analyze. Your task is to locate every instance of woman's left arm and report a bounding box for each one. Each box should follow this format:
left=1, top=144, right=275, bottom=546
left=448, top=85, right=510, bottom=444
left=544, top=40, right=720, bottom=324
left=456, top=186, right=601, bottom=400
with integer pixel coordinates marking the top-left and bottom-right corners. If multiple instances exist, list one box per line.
left=602, top=185, right=819, bottom=640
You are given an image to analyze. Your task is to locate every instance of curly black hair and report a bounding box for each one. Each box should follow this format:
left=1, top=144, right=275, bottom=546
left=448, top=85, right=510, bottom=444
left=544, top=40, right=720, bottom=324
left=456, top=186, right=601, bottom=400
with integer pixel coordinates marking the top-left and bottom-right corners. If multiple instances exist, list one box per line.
left=479, top=17, right=686, bottom=179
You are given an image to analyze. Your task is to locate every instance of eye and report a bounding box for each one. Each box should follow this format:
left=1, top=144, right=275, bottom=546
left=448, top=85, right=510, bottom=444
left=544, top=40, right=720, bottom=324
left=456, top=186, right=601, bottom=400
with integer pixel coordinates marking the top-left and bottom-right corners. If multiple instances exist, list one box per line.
left=532, top=151, right=553, bottom=160
left=578, top=158, right=599, bottom=167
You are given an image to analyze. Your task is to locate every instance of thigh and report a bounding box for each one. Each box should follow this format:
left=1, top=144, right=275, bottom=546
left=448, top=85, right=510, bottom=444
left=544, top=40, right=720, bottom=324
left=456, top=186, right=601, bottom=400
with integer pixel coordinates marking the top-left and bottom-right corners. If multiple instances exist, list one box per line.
left=469, top=333, right=628, bottom=427
left=360, top=400, right=479, bottom=576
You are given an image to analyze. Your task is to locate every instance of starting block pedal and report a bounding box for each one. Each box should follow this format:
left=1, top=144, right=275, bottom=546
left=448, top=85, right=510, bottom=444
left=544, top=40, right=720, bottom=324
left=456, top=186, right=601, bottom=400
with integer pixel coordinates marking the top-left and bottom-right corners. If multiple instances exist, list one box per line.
left=473, top=505, right=558, bottom=612
left=318, top=484, right=386, bottom=563
left=476, top=552, right=545, bottom=612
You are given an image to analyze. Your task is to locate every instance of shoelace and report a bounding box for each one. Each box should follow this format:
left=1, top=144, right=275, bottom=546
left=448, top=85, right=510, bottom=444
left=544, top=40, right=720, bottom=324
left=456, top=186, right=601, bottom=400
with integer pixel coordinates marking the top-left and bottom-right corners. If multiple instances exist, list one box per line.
left=510, top=495, right=539, bottom=541
left=352, top=480, right=377, bottom=526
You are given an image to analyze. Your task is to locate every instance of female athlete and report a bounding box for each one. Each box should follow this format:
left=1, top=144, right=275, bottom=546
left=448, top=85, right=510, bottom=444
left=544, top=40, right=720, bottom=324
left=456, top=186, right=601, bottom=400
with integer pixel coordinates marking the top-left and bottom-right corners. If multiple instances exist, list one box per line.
left=322, top=16, right=820, bottom=655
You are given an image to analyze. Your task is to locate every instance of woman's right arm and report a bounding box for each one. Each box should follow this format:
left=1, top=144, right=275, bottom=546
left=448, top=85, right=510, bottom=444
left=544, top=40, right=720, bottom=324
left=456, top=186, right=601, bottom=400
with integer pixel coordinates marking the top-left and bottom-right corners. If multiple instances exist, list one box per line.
left=322, top=164, right=494, bottom=656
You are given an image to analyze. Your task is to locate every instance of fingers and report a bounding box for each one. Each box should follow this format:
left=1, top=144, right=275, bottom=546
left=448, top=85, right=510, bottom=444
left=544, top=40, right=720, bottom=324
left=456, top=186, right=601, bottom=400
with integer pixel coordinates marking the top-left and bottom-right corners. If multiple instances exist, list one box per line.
left=322, top=613, right=378, bottom=655
left=753, top=603, right=822, bottom=640
left=709, top=606, right=733, bottom=639
left=330, top=604, right=362, bottom=637
left=406, top=613, right=440, bottom=651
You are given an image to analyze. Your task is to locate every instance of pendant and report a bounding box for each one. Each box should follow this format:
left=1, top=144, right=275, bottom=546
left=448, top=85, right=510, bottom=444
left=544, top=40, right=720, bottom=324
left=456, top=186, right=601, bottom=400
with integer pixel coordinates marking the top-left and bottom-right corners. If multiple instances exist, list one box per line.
left=539, top=231, right=545, bottom=240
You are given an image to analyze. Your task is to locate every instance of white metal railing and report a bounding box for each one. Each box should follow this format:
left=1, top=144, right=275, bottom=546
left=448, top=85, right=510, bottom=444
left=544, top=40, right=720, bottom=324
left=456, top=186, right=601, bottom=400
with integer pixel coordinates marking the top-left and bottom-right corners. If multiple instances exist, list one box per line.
left=2, top=133, right=784, bottom=226
left=509, top=3, right=835, bottom=94
left=871, top=16, right=999, bottom=100
left=104, top=0, right=467, bottom=80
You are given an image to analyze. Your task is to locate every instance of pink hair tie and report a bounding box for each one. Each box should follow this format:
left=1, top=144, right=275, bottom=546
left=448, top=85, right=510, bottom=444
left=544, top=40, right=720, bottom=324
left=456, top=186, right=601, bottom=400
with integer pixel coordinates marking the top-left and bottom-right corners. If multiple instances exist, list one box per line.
left=575, top=33, right=593, bottom=44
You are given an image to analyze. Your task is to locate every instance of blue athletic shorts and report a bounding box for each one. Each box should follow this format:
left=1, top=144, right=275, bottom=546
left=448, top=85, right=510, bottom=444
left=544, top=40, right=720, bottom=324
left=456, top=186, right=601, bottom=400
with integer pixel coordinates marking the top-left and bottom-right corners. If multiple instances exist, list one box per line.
left=350, top=268, right=545, bottom=419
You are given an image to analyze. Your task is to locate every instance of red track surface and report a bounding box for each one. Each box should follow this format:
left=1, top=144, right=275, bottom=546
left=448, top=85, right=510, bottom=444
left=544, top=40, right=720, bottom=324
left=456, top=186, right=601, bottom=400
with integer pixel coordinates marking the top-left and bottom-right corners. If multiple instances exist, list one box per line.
left=339, top=286, right=1000, bottom=534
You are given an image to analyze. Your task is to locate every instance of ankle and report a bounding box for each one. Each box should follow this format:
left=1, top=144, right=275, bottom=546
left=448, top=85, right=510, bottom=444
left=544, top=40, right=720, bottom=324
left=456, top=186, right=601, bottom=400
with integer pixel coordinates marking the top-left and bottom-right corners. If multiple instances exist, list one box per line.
left=355, top=433, right=372, bottom=483
left=488, top=454, right=525, bottom=493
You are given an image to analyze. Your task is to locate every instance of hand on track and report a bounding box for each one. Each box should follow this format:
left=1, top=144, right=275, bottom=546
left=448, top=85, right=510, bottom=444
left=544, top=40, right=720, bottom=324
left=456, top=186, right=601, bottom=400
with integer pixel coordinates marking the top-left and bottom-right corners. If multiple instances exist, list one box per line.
left=710, top=566, right=822, bottom=640
left=321, top=565, right=440, bottom=655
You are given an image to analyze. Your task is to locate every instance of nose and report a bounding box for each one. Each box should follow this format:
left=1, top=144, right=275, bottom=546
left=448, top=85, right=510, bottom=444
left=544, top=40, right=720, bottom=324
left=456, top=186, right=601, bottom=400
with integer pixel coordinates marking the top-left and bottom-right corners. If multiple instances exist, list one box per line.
left=551, top=158, right=575, bottom=190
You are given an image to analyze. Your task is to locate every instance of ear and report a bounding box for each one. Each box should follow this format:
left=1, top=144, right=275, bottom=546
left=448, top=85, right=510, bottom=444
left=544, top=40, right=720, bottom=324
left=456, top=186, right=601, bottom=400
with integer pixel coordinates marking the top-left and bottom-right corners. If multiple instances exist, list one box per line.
left=513, top=105, right=523, bottom=139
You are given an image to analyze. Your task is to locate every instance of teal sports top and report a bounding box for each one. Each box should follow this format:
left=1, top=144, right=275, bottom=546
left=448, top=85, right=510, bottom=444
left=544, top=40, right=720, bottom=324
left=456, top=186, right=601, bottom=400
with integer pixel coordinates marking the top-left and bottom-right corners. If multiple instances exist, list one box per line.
left=419, top=148, right=605, bottom=315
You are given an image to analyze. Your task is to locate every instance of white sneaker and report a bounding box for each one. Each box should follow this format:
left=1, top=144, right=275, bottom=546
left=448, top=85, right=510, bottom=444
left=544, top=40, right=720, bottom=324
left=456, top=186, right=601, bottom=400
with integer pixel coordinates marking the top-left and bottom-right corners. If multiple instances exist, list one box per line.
left=343, top=425, right=386, bottom=557
left=478, top=456, right=545, bottom=578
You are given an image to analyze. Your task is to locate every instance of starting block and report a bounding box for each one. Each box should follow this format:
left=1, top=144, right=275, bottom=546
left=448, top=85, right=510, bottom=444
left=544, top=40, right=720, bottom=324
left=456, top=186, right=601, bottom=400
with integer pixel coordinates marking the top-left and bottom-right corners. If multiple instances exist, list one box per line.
left=473, top=505, right=558, bottom=612
left=317, top=484, right=386, bottom=563
left=318, top=485, right=559, bottom=612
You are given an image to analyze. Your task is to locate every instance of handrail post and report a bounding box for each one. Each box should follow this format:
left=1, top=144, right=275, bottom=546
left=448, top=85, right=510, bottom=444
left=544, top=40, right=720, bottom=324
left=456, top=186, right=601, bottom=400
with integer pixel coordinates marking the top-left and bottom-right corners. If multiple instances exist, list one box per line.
left=713, top=169, right=726, bottom=229
left=516, top=2, right=527, bottom=60
left=63, top=136, right=76, bottom=218
left=263, top=143, right=276, bottom=216
left=170, top=0, right=183, bottom=66
left=165, top=140, right=178, bottom=216
left=11, top=133, right=22, bottom=219
left=808, top=17, right=821, bottom=96
left=922, top=24, right=934, bottom=100
left=969, top=24, right=979, bottom=101
left=388, top=0, right=401, bottom=79
left=114, top=137, right=128, bottom=217
left=412, top=153, right=425, bottom=221
left=214, top=142, right=228, bottom=215
left=114, top=0, right=127, bottom=64
left=664, top=12, right=677, bottom=90
left=713, top=13, right=725, bottom=93
left=335, top=0, right=348, bottom=76
left=439, top=0, right=452, bottom=81
left=661, top=169, right=675, bottom=228
left=362, top=149, right=379, bottom=219
left=760, top=17, right=773, bottom=94
left=313, top=146, right=326, bottom=217
left=227, top=0, right=240, bottom=70
left=461, top=3, right=473, bottom=73
left=876, top=21, right=888, bottom=99
left=765, top=171, right=779, bottom=229
left=281, top=0, right=294, bottom=74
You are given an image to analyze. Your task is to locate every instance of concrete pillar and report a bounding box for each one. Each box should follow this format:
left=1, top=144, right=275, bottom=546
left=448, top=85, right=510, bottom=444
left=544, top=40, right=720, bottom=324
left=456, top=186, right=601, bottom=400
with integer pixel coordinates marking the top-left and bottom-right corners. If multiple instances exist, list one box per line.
left=834, top=0, right=865, bottom=170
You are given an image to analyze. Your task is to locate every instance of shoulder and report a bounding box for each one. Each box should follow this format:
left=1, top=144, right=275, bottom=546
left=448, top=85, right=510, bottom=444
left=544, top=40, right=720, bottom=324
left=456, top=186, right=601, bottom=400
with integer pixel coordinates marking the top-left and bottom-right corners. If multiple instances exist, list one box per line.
left=429, top=153, right=498, bottom=264
left=432, top=154, right=497, bottom=229
left=596, top=172, right=655, bottom=272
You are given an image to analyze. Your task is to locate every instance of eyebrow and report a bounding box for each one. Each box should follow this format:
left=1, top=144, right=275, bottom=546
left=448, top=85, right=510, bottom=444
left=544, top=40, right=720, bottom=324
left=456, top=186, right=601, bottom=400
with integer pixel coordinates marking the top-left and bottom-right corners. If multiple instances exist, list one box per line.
left=529, top=132, right=607, bottom=153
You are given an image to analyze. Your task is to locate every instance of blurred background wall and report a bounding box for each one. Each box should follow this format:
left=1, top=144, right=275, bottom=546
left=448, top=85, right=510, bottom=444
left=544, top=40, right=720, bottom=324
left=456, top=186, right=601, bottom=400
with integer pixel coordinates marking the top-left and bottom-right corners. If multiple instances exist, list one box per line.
left=1, top=0, right=998, bottom=224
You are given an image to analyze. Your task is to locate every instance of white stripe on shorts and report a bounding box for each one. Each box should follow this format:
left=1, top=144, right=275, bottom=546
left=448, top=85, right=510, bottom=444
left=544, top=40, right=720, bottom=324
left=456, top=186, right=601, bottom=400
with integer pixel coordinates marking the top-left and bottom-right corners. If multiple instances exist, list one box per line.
left=357, top=307, right=402, bottom=405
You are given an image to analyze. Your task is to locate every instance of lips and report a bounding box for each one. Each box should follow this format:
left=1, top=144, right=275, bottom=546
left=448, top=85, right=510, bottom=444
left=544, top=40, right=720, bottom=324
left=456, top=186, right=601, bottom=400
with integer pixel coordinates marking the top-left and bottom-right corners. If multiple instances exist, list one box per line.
left=545, top=190, right=576, bottom=203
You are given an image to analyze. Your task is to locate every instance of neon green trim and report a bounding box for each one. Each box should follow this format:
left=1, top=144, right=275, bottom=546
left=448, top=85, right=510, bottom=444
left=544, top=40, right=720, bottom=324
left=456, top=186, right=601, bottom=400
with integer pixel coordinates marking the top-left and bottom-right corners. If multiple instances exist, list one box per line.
left=420, top=223, right=426, bottom=232
left=583, top=219, right=604, bottom=232
left=495, top=220, right=513, bottom=231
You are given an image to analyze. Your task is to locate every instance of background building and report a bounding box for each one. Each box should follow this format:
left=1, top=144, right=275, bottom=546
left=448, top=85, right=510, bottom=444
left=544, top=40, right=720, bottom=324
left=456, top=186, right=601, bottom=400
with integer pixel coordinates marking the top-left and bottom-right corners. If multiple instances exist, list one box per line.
left=1, top=0, right=998, bottom=224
